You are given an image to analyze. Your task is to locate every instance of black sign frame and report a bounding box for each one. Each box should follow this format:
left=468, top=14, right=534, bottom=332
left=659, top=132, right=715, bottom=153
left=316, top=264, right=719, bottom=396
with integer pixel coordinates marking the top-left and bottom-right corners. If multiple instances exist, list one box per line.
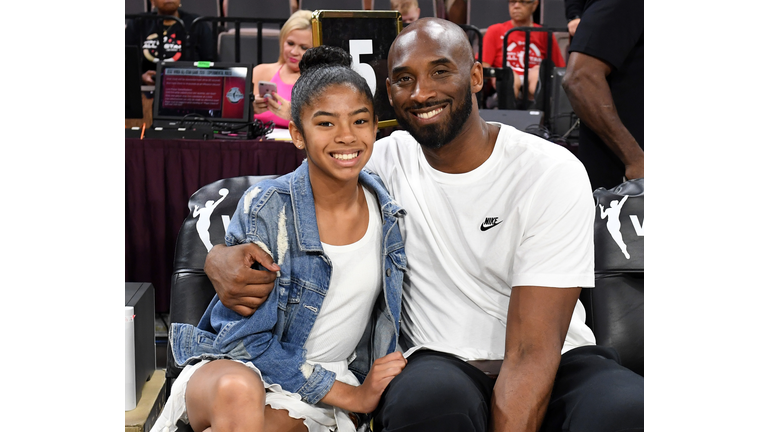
left=311, top=10, right=403, bottom=128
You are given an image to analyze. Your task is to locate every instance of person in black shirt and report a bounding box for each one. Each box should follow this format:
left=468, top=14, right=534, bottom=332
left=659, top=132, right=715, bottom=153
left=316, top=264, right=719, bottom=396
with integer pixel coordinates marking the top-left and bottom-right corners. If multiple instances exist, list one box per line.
left=563, top=0, right=643, bottom=191
left=125, top=0, right=215, bottom=85
left=563, top=0, right=584, bottom=36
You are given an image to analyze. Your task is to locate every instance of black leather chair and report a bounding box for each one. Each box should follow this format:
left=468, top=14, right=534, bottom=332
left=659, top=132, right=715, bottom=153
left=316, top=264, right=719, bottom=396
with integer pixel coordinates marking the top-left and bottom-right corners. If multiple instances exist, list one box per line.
left=165, top=175, right=279, bottom=396
left=162, top=175, right=644, bottom=432
left=580, top=179, right=644, bottom=376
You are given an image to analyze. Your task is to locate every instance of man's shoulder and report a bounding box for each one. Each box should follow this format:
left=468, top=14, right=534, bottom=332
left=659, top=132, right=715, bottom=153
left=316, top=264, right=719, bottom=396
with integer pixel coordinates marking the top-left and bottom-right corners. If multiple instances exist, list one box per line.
left=495, top=123, right=584, bottom=174
left=373, top=130, right=418, bottom=156
left=368, top=131, right=419, bottom=179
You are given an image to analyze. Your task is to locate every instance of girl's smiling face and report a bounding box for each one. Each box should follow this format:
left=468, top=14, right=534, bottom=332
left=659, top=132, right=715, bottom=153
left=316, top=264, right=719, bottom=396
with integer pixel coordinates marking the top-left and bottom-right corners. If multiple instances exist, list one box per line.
left=289, top=83, right=377, bottom=185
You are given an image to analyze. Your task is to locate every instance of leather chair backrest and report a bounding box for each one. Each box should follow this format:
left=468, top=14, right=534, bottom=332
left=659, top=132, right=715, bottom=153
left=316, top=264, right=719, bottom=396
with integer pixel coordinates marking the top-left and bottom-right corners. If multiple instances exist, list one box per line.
left=166, top=175, right=279, bottom=385
left=582, top=178, right=644, bottom=376
left=593, top=178, right=644, bottom=272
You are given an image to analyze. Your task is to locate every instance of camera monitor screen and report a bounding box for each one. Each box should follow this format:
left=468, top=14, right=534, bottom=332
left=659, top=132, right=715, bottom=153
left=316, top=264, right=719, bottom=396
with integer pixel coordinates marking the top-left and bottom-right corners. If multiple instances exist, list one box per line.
left=152, top=62, right=252, bottom=125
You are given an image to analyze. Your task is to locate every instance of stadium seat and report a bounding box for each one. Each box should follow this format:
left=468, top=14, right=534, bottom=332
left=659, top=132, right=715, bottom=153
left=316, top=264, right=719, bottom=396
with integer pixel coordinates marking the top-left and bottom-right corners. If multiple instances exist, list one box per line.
left=373, top=0, right=390, bottom=9
left=179, top=0, right=220, bottom=17
left=581, top=178, right=644, bottom=376
left=217, top=30, right=281, bottom=63
left=300, top=0, right=366, bottom=10
left=467, top=0, right=508, bottom=31
left=165, top=175, right=279, bottom=402
left=126, top=0, right=148, bottom=14
left=419, top=0, right=436, bottom=17
left=539, top=0, right=566, bottom=27
left=226, top=0, right=291, bottom=30
left=373, top=0, right=436, bottom=17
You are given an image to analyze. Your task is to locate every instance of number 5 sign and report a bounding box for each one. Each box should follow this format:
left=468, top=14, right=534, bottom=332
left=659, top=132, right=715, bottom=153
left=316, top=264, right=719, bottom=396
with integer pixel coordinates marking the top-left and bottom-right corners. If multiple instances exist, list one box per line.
left=311, top=10, right=403, bottom=128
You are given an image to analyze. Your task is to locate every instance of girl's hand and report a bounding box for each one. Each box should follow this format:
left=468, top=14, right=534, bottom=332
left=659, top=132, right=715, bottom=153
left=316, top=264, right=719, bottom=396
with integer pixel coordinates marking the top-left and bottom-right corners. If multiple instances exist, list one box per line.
left=352, top=352, right=407, bottom=413
left=320, top=352, right=407, bottom=413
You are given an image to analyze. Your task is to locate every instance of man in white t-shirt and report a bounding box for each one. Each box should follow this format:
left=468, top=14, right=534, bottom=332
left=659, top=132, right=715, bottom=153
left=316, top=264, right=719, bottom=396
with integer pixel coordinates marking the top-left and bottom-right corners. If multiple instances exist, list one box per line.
left=203, top=18, right=643, bottom=432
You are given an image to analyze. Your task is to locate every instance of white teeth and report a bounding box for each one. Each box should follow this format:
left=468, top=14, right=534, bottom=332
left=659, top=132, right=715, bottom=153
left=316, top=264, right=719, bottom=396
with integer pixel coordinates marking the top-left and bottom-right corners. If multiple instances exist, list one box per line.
left=332, top=151, right=359, bottom=160
left=417, top=107, right=443, bottom=119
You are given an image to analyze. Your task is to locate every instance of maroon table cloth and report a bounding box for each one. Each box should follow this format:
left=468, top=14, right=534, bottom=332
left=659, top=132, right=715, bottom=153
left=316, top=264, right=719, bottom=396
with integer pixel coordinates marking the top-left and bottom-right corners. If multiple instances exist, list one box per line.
left=125, top=138, right=305, bottom=312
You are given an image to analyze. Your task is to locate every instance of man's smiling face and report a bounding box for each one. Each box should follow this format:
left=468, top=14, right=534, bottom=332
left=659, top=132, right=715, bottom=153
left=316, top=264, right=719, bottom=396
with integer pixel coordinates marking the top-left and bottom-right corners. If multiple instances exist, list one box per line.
left=386, top=20, right=477, bottom=150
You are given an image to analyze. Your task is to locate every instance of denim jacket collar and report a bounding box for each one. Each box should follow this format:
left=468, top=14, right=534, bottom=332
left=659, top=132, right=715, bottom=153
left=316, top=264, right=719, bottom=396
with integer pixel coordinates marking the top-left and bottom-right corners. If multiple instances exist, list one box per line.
left=289, top=162, right=406, bottom=253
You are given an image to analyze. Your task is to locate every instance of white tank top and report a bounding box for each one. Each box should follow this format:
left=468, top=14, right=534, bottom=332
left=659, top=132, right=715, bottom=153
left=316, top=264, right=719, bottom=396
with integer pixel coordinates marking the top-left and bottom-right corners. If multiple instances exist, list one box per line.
left=303, top=186, right=383, bottom=363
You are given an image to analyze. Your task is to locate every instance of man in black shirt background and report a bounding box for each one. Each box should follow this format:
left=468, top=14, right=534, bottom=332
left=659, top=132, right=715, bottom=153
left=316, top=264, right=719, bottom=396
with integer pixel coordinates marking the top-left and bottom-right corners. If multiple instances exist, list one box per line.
left=126, top=0, right=215, bottom=85
left=563, top=0, right=643, bottom=191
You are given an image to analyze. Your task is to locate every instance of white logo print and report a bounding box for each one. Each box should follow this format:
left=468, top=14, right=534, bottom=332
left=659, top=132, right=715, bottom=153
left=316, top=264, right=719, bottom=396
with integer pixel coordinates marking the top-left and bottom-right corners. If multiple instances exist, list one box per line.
left=193, top=188, right=229, bottom=251
left=599, top=195, right=631, bottom=259
left=226, top=87, right=244, bottom=103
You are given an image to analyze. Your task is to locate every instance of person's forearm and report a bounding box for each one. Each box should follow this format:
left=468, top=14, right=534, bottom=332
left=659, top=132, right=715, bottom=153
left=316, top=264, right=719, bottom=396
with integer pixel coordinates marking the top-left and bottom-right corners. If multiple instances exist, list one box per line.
left=492, top=286, right=579, bottom=432
left=563, top=60, right=643, bottom=170
left=319, top=380, right=361, bottom=413
left=491, top=348, right=560, bottom=432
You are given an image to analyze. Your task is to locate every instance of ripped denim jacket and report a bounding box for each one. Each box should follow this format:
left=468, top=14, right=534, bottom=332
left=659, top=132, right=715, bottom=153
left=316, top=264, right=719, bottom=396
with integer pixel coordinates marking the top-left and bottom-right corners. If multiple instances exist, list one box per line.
left=170, top=161, right=407, bottom=404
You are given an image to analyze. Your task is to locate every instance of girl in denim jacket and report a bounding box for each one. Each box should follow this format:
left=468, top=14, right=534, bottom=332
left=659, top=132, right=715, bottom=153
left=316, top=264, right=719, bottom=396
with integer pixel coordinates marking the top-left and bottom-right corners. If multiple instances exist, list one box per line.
left=152, top=46, right=408, bottom=432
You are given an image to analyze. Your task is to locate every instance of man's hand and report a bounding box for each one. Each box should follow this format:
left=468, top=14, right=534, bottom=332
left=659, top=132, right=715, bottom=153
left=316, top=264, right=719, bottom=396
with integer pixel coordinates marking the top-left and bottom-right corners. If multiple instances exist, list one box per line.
left=204, top=243, right=281, bottom=316
left=141, top=70, right=156, bottom=85
left=625, top=158, right=644, bottom=180
left=567, top=18, right=580, bottom=36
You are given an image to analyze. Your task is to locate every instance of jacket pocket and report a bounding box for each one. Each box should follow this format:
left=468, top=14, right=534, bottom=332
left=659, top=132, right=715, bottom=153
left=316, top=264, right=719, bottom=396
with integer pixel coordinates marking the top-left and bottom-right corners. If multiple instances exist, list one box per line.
left=387, top=247, right=408, bottom=272
left=280, top=278, right=304, bottom=333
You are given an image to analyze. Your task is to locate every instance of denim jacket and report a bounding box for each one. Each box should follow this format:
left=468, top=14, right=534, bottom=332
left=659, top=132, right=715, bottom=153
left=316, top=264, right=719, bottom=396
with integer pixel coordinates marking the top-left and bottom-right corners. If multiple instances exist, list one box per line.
left=170, top=161, right=407, bottom=405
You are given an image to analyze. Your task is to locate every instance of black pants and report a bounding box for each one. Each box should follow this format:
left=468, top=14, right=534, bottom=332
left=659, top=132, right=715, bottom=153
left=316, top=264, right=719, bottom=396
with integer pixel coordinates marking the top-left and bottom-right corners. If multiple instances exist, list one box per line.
left=372, top=346, right=643, bottom=432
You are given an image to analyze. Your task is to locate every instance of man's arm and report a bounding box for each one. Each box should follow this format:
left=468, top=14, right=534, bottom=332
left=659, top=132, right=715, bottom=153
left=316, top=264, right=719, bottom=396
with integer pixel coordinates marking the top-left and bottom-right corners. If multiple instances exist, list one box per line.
left=491, top=285, right=581, bottom=432
left=204, top=243, right=281, bottom=316
left=562, top=52, right=643, bottom=180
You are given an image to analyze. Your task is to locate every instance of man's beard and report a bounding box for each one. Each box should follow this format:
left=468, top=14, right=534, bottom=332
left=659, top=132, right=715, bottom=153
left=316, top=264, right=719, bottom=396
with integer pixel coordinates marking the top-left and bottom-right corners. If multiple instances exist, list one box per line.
left=395, top=84, right=474, bottom=150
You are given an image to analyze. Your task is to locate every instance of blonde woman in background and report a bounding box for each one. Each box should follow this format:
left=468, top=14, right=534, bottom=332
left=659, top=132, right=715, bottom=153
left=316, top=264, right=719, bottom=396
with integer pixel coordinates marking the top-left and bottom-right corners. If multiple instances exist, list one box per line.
left=252, top=10, right=313, bottom=129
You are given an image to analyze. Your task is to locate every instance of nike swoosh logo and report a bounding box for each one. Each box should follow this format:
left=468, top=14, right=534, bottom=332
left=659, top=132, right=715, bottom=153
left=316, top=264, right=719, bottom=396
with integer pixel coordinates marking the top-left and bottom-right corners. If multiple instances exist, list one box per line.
left=480, top=221, right=503, bottom=231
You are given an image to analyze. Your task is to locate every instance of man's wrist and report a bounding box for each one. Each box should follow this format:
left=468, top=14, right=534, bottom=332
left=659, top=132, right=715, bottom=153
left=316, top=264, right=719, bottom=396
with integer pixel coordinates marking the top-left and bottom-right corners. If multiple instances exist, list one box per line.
left=567, top=15, right=580, bottom=22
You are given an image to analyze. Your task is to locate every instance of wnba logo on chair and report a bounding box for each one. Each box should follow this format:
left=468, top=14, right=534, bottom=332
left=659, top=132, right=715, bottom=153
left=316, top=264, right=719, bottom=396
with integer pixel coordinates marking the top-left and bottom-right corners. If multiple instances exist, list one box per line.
left=192, top=188, right=232, bottom=252
left=593, top=180, right=644, bottom=271
left=598, top=195, right=643, bottom=259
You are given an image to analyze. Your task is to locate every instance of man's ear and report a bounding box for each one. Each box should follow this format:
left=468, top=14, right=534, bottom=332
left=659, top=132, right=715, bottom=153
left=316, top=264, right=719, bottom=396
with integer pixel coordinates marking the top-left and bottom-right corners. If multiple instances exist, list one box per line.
left=386, top=77, right=393, bottom=107
left=471, top=61, right=484, bottom=94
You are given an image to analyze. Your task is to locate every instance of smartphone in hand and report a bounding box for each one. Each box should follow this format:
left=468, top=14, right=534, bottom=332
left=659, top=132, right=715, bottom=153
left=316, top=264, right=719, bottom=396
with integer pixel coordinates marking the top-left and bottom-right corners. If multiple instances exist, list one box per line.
left=258, top=80, right=278, bottom=98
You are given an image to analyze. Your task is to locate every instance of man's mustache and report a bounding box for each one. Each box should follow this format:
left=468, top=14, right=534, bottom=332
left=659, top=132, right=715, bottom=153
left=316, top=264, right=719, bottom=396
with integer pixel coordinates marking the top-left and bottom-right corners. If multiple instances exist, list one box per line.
left=406, top=99, right=450, bottom=112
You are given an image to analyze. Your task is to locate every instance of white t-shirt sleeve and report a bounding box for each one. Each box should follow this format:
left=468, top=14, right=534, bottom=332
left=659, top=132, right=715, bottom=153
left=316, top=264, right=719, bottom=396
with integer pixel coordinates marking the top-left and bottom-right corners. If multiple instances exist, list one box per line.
left=365, top=136, right=391, bottom=178
left=512, top=160, right=595, bottom=288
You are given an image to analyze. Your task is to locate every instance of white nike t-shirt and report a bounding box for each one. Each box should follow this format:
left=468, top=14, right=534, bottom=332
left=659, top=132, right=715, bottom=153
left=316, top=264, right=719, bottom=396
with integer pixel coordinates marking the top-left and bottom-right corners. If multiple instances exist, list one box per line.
left=366, top=123, right=596, bottom=360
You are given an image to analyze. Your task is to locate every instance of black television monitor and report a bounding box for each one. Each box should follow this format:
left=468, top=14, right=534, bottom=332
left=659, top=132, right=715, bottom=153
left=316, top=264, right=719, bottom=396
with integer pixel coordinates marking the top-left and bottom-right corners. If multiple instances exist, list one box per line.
left=151, top=61, right=253, bottom=127
left=311, top=10, right=402, bottom=129
left=125, top=45, right=144, bottom=119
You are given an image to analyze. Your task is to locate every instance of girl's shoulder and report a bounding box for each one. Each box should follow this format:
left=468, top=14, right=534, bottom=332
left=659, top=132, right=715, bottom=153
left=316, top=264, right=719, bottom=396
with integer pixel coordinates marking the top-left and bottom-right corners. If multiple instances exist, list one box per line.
left=360, top=169, right=400, bottom=210
left=240, top=174, right=293, bottom=213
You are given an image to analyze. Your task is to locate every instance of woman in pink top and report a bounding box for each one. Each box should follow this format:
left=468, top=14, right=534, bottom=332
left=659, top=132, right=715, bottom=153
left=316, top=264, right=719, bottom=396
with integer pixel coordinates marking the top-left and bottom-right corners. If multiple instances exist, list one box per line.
left=253, top=10, right=313, bottom=129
